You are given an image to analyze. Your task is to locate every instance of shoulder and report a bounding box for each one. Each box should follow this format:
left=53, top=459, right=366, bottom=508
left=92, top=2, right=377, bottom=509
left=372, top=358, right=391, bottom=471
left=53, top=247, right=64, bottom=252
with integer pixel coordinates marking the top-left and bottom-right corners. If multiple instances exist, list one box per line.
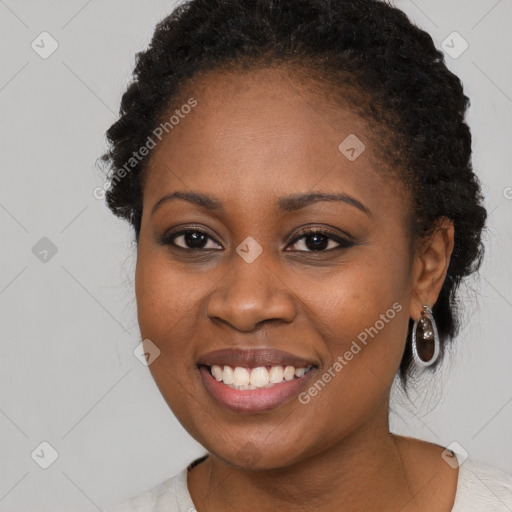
left=105, top=473, right=181, bottom=512
left=392, top=435, right=512, bottom=511
left=105, top=462, right=198, bottom=512
left=452, top=457, right=512, bottom=511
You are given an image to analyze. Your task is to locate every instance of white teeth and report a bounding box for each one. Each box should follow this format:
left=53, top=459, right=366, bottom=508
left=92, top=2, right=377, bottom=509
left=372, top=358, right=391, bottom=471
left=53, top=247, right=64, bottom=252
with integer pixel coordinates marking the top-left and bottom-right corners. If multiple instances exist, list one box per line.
left=232, top=367, right=250, bottom=386
left=211, top=364, right=223, bottom=381
left=250, top=367, right=269, bottom=388
left=209, top=364, right=313, bottom=389
left=283, top=365, right=295, bottom=381
left=295, top=367, right=306, bottom=378
left=223, top=365, right=234, bottom=385
left=269, top=366, right=284, bottom=383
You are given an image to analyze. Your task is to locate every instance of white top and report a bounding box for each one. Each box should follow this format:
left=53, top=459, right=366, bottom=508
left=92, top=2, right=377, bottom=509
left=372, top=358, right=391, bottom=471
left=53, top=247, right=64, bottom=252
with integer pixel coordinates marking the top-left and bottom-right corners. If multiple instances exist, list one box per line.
left=106, top=452, right=512, bottom=512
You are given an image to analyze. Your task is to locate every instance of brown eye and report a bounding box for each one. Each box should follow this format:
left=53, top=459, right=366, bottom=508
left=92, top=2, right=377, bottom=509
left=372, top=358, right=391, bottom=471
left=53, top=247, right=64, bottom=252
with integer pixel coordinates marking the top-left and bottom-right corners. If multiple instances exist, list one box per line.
left=160, top=229, right=222, bottom=250
left=287, top=229, right=354, bottom=252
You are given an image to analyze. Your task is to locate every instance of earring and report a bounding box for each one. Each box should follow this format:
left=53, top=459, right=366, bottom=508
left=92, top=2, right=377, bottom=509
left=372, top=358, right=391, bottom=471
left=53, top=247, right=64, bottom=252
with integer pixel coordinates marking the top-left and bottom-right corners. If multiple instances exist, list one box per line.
left=411, top=305, right=440, bottom=367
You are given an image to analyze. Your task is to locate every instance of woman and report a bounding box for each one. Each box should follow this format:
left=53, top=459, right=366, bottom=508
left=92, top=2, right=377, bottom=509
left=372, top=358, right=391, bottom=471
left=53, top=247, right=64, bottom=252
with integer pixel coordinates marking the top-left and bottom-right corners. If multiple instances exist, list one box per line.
left=101, top=0, right=512, bottom=510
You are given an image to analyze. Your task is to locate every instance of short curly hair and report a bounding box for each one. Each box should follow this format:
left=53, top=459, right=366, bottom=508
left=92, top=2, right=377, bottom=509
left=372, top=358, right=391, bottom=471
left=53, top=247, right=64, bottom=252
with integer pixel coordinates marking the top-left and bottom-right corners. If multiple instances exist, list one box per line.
left=99, top=0, right=487, bottom=384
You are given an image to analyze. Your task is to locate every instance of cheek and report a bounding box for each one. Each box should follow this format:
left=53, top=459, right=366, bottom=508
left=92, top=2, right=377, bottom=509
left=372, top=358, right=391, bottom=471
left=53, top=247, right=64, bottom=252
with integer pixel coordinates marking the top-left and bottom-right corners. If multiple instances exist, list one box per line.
left=133, top=232, right=220, bottom=445
left=285, top=256, right=410, bottom=448
left=304, top=243, right=411, bottom=376
left=310, top=242, right=409, bottom=332
left=134, top=247, right=204, bottom=366
left=134, top=247, right=209, bottom=424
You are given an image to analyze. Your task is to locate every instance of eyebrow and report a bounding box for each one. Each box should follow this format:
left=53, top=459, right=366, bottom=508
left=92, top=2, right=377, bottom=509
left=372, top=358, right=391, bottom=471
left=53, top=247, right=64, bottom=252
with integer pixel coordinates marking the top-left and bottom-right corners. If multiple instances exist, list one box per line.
left=151, top=191, right=224, bottom=216
left=276, top=192, right=370, bottom=215
left=151, top=190, right=370, bottom=216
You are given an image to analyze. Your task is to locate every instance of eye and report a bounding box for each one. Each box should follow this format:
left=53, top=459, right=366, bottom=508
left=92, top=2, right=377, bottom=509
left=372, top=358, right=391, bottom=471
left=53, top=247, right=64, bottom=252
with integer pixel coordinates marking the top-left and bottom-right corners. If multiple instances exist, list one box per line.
left=160, top=227, right=354, bottom=252
left=286, top=229, right=354, bottom=252
left=160, top=228, right=222, bottom=250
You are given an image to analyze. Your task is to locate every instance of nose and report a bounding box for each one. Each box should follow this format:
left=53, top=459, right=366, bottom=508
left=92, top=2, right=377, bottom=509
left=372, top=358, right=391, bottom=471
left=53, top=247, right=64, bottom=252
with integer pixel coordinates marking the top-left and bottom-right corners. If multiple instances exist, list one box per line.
left=205, top=253, right=297, bottom=332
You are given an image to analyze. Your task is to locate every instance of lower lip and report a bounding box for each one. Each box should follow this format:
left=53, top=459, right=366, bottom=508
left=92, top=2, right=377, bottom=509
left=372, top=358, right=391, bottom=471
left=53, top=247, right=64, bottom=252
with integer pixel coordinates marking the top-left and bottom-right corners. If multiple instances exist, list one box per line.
left=199, top=365, right=316, bottom=413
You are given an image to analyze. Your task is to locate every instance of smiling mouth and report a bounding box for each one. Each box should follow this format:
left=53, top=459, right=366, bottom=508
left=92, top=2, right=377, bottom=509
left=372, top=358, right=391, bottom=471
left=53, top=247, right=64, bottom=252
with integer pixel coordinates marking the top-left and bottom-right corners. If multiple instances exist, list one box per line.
left=201, top=364, right=316, bottom=390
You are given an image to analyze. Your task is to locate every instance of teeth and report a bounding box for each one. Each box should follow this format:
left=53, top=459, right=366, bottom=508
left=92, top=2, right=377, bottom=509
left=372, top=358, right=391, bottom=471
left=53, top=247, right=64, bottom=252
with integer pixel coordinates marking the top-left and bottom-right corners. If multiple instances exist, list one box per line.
left=233, top=367, right=250, bottom=386
left=283, top=365, right=295, bottom=381
left=209, top=364, right=313, bottom=390
left=250, top=367, right=269, bottom=388
left=295, top=367, right=306, bottom=378
left=223, top=365, right=234, bottom=385
left=269, top=365, right=284, bottom=383
left=211, top=365, right=223, bottom=381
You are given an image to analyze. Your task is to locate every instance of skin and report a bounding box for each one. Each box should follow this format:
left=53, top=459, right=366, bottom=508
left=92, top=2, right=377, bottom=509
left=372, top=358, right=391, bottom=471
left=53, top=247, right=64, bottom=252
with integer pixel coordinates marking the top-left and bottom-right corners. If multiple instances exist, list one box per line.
left=135, top=67, right=456, bottom=511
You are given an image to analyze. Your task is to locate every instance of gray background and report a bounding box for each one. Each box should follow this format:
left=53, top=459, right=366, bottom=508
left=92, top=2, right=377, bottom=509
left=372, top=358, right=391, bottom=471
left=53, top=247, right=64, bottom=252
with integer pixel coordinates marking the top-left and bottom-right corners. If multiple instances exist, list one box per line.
left=1, top=0, right=511, bottom=510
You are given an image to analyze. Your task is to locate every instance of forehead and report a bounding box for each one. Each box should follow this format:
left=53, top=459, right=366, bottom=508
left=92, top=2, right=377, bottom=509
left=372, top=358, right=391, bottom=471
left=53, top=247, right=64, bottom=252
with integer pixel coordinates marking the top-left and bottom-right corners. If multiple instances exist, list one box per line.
left=143, top=67, right=406, bottom=218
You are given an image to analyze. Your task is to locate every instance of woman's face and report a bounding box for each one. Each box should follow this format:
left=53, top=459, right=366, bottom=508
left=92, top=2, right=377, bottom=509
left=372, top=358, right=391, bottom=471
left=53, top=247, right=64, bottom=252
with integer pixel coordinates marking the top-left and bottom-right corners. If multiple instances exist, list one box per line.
left=135, top=67, right=416, bottom=469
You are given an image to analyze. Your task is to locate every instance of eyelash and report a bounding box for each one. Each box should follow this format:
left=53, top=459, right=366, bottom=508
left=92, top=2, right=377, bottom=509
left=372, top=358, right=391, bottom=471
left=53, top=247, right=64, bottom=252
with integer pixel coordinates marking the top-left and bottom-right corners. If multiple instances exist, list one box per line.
left=160, top=227, right=354, bottom=253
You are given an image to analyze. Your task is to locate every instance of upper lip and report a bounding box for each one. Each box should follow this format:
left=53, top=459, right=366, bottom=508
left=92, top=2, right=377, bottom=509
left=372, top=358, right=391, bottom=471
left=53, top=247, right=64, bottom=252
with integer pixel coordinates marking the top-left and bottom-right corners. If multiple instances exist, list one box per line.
left=197, top=348, right=318, bottom=369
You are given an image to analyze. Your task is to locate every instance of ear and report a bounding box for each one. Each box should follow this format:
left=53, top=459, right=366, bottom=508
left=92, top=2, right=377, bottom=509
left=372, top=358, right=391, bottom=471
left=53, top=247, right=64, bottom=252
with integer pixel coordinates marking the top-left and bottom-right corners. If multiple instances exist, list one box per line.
left=409, top=217, right=455, bottom=321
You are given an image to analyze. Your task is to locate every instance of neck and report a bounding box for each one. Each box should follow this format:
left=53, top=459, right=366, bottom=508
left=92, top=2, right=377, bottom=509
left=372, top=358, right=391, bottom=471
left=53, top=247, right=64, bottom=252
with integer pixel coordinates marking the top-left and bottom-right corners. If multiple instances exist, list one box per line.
left=188, top=405, right=418, bottom=512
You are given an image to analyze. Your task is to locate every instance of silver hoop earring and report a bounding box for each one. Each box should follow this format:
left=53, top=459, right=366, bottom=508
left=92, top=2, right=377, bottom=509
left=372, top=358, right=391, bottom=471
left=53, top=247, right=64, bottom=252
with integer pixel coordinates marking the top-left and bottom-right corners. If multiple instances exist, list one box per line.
left=411, top=305, right=440, bottom=367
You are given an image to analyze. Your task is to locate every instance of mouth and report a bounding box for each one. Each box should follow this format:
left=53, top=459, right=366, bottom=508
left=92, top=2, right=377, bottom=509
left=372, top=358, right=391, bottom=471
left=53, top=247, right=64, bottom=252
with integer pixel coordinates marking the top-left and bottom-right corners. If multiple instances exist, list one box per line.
left=200, top=363, right=316, bottom=390
left=196, top=348, right=319, bottom=413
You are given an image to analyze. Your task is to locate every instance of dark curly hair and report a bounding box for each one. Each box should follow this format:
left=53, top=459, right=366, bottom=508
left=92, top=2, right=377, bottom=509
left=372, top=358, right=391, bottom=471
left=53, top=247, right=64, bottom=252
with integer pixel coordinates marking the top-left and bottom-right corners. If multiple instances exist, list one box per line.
left=99, top=0, right=487, bottom=384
